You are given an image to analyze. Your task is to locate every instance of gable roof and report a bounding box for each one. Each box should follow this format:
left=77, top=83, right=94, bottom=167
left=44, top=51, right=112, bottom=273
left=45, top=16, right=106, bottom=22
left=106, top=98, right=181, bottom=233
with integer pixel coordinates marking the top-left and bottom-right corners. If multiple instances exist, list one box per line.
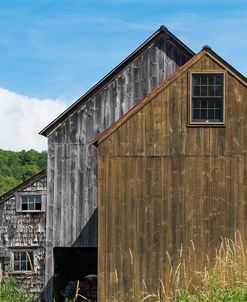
left=0, top=169, right=47, bottom=204
left=39, top=26, right=195, bottom=137
left=92, top=46, right=247, bottom=147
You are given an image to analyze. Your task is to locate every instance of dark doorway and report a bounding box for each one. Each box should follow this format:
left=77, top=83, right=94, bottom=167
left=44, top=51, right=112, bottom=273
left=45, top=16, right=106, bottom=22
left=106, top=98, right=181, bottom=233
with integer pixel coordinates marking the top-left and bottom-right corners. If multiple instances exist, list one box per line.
left=53, top=247, right=97, bottom=301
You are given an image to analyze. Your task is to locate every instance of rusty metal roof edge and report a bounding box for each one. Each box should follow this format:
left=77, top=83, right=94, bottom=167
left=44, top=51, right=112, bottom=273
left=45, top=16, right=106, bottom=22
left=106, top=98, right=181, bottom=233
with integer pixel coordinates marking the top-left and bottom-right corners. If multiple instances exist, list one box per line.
left=92, top=47, right=247, bottom=146
left=39, top=25, right=195, bottom=137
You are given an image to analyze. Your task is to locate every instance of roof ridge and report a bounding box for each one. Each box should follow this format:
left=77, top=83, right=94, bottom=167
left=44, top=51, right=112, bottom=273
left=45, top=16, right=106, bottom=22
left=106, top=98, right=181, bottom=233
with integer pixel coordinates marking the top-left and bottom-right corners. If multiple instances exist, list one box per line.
left=39, top=26, right=195, bottom=137
left=92, top=47, right=246, bottom=146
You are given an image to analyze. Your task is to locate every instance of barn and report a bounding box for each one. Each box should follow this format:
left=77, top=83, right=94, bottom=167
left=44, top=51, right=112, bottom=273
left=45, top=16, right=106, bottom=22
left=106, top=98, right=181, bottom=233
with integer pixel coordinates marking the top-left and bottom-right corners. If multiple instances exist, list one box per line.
left=39, top=26, right=194, bottom=301
left=0, top=170, right=47, bottom=296
left=93, top=46, right=247, bottom=301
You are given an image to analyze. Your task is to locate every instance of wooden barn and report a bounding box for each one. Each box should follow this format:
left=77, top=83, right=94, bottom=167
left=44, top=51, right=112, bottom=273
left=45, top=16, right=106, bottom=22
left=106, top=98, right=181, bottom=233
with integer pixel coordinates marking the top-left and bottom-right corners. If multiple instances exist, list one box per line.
left=39, top=26, right=195, bottom=301
left=0, top=170, right=46, bottom=295
left=92, top=47, right=247, bottom=301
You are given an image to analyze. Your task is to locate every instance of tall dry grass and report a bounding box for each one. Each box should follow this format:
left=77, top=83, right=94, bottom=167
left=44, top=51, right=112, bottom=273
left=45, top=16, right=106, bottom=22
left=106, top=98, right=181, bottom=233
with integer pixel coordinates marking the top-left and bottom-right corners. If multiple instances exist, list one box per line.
left=62, top=232, right=247, bottom=301
left=105, top=232, right=247, bottom=302
left=135, top=232, right=247, bottom=301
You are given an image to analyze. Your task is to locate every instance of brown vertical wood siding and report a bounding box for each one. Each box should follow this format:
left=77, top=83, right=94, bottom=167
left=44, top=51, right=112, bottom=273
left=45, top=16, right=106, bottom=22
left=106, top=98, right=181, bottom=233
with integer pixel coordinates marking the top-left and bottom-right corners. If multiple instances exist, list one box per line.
left=97, top=54, right=247, bottom=301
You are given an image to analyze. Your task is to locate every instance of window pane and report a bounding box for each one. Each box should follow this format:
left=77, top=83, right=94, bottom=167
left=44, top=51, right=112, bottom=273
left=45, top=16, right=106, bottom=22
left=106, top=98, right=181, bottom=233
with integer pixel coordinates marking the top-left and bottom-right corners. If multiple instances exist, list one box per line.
left=215, top=109, right=223, bottom=121
left=193, top=99, right=200, bottom=108
left=208, top=75, right=215, bottom=85
left=21, top=196, right=27, bottom=203
left=208, top=86, right=215, bottom=96
left=35, top=202, right=42, bottom=211
left=21, top=252, right=26, bottom=261
left=193, top=86, right=200, bottom=96
left=216, top=74, right=223, bottom=85
left=34, top=195, right=42, bottom=202
left=14, top=252, right=20, bottom=261
left=208, top=109, right=215, bottom=120
left=34, top=195, right=42, bottom=211
left=22, top=203, right=28, bottom=210
left=193, top=109, right=200, bottom=120
left=192, top=74, right=200, bottom=85
left=21, top=261, right=27, bottom=271
left=201, top=100, right=207, bottom=108
left=215, top=101, right=222, bottom=109
left=215, top=86, right=223, bottom=96
left=208, top=99, right=214, bottom=108
left=201, top=74, right=207, bottom=85
left=14, top=263, right=20, bottom=271
left=201, top=109, right=207, bottom=120
left=201, top=86, right=207, bottom=96
left=29, top=203, right=35, bottom=210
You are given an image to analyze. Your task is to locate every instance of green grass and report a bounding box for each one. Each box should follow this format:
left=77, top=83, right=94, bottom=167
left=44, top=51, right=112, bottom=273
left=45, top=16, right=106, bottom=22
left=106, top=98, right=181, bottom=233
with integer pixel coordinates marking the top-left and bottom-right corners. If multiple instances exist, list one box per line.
left=0, top=279, right=37, bottom=302
left=176, top=286, right=247, bottom=302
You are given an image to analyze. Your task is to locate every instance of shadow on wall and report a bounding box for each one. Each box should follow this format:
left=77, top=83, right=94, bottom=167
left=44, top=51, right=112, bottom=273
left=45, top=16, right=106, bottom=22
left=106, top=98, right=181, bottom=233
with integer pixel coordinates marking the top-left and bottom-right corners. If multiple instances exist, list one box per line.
left=42, top=208, right=98, bottom=302
left=72, top=208, right=98, bottom=248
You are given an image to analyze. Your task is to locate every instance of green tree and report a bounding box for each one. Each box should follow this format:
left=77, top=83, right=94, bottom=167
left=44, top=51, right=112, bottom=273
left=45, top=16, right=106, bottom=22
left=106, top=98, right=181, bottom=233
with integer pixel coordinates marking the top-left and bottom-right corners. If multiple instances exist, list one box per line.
left=0, top=149, right=47, bottom=196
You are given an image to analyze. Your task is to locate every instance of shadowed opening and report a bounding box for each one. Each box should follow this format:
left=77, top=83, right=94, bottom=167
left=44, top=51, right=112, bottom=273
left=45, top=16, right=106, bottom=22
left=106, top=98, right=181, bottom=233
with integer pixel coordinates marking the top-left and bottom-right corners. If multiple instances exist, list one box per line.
left=53, top=247, right=97, bottom=301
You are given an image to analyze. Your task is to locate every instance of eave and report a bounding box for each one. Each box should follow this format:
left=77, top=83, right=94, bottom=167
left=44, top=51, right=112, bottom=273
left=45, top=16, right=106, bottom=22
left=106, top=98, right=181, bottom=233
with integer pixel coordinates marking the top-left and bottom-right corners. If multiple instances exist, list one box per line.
left=0, top=170, right=47, bottom=204
left=92, top=47, right=247, bottom=147
left=39, top=26, right=195, bottom=137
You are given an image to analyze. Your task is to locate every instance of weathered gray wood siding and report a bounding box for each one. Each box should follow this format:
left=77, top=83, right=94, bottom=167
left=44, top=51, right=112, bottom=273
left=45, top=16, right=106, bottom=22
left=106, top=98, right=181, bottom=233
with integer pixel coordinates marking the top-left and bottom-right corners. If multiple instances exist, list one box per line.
left=45, top=32, right=193, bottom=300
left=0, top=177, right=46, bottom=294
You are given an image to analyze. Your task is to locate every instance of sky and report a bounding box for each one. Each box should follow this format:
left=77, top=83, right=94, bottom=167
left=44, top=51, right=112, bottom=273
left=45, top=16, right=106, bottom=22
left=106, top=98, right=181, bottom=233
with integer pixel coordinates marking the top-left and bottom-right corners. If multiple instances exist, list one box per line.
left=0, top=0, right=246, bottom=151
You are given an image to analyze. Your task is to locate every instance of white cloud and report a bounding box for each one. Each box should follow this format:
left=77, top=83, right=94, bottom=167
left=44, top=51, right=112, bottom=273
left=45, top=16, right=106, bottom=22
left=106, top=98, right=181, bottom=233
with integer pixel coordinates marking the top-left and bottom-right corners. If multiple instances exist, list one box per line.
left=0, top=87, right=69, bottom=151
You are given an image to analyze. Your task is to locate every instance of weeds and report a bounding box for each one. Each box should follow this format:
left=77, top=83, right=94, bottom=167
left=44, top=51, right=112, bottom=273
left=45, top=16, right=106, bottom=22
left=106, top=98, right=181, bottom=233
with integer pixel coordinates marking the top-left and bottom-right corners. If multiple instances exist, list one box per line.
left=56, top=232, right=247, bottom=301
left=0, top=278, right=37, bottom=302
left=108, top=232, right=247, bottom=301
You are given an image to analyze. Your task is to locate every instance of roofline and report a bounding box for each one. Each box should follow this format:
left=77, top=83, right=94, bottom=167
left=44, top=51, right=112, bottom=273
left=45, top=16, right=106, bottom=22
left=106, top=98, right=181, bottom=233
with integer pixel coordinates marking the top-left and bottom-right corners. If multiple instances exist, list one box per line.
left=39, top=26, right=195, bottom=137
left=205, top=46, right=247, bottom=84
left=0, top=169, right=47, bottom=204
left=92, top=47, right=246, bottom=146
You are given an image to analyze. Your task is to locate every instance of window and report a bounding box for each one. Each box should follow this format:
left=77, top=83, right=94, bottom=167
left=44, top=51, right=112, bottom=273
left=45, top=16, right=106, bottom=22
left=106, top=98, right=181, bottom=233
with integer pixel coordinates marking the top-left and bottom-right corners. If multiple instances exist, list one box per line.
left=16, top=193, right=45, bottom=213
left=21, top=195, right=42, bottom=211
left=190, top=73, right=224, bottom=124
left=13, top=251, right=34, bottom=272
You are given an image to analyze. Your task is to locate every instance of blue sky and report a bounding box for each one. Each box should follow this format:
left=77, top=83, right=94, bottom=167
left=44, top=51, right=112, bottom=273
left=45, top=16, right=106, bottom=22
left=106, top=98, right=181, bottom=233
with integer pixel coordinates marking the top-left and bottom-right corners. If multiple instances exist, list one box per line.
left=0, top=0, right=246, bottom=150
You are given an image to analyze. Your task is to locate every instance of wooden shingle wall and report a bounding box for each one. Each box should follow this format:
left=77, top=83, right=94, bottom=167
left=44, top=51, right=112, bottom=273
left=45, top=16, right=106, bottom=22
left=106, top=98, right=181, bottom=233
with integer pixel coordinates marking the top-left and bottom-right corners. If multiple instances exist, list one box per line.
left=97, top=54, right=247, bottom=301
left=44, top=31, right=192, bottom=300
left=0, top=177, right=46, bottom=294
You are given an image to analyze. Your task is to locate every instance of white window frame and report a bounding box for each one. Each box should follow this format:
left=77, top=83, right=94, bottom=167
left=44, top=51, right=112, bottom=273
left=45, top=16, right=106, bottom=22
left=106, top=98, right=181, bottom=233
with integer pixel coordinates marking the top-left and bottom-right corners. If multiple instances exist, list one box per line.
left=16, top=192, right=46, bottom=213
left=11, top=250, right=37, bottom=274
left=189, top=71, right=225, bottom=126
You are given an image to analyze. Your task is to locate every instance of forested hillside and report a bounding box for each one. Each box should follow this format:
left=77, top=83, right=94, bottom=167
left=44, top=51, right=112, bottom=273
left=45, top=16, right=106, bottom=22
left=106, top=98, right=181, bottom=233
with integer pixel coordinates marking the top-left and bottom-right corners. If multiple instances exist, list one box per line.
left=0, top=149, right=47, bottom=196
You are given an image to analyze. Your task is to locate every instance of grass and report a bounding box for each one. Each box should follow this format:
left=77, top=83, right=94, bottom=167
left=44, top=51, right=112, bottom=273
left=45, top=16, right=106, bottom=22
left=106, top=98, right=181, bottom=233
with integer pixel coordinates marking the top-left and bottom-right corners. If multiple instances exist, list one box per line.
left=0, top=278, right=37, bottom=302
left=108, top=232, right=247, bottom=302
left=174, top=232, right=247, bottom=302
left=54, top=232, right=247, bottom=301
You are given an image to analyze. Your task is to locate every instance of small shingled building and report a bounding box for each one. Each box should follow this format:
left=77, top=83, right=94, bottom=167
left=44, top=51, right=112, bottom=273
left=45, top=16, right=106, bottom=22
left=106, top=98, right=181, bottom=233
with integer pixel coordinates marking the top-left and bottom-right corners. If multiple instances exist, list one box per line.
left=0, top=170, right=46, bottom=296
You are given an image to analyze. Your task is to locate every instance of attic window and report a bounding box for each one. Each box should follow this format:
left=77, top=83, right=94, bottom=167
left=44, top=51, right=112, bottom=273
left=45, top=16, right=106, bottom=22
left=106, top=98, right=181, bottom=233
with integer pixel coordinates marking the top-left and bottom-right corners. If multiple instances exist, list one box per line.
left=12, top=251, right=34, bottom=272
left=21, top=195, right=42, bottom=211
left=190, top=73, right=225, bottom=124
